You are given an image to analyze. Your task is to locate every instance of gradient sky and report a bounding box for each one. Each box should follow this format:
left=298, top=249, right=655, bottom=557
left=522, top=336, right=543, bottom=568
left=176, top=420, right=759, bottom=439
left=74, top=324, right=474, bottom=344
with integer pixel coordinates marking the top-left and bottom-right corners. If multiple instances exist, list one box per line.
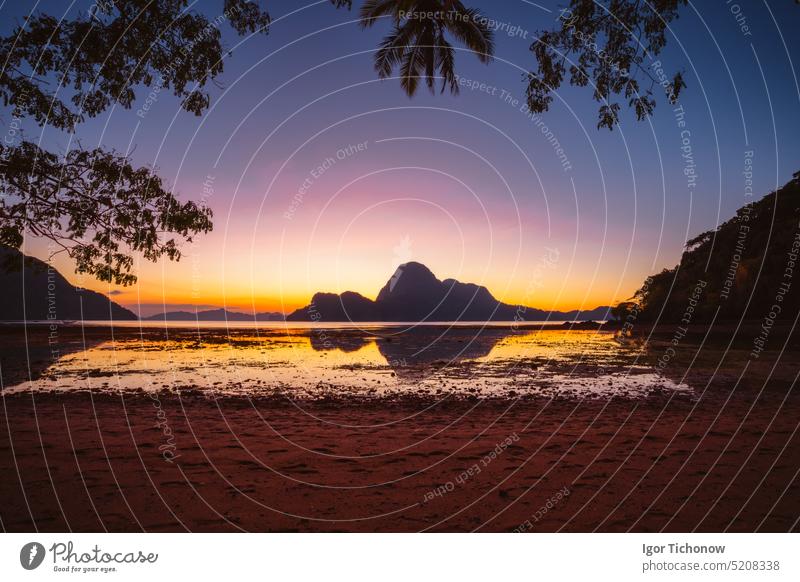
left=5, top=0, right=800, bottom=316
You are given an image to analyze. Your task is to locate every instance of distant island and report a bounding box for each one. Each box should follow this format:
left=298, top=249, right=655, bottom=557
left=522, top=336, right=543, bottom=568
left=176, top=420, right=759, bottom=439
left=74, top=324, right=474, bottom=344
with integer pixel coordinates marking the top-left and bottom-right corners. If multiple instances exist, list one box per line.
left=0, top=247, right=284, bottom=323
left=287, top=261, right=612, bottom=323
left=144, top=308, right=284, bottom=322
left=0, top=248, right=611, bottom=323
left=6, top=172, right=799, bottom=325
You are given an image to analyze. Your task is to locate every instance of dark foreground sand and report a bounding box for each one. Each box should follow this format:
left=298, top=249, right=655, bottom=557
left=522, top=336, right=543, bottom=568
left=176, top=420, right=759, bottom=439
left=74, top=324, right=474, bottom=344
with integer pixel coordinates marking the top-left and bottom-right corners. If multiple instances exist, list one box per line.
left=2, top=389, right=799, bottom=532
left=1, top=323, right=799, bottom=532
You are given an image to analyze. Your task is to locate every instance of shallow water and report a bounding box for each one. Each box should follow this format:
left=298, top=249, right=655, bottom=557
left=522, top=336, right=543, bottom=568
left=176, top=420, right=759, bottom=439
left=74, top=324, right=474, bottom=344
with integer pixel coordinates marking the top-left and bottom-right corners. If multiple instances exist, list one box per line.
left=5, top=326, right=691, bottom=399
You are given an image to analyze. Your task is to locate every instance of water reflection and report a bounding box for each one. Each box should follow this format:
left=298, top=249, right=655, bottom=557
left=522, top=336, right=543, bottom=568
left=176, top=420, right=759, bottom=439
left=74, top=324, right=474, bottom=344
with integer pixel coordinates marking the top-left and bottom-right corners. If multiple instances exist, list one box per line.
left=376, top=327, right=501, bottom=371
left=309, top=326, right=505, bottom=378
left=308, top=332, right=369, bottom=353
left=2, top=324, right=694, bottom=399
left=0, top=325, right=108, bottom=387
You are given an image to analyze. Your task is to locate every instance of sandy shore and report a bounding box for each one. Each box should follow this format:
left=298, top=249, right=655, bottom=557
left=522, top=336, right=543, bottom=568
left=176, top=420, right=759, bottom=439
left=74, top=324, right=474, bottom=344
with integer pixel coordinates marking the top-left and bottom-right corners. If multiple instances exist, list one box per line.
left=1, top=323, right=799, bottom=532
left=2, top=388, right=799, bottom=532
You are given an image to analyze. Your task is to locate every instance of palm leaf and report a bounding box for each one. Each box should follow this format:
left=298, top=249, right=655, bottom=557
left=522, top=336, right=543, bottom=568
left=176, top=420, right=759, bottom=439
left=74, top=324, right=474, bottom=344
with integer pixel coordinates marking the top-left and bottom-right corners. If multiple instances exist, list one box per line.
left=375, top=25, right=414, bottom=78
left=400, top=39, right=425, bottom=96
left=443, top=7, right=494, bottom=63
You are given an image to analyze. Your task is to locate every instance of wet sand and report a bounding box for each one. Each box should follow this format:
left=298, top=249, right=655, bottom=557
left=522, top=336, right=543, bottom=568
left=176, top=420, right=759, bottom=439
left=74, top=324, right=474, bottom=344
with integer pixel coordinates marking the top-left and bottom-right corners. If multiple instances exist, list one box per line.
left=1, top=324, right=799, bottom=532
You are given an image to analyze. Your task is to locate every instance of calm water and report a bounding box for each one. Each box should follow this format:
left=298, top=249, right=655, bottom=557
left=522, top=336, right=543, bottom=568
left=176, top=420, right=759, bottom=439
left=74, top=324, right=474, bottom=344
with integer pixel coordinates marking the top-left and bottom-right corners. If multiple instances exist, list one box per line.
left=5, top=323, right=690, bottom=399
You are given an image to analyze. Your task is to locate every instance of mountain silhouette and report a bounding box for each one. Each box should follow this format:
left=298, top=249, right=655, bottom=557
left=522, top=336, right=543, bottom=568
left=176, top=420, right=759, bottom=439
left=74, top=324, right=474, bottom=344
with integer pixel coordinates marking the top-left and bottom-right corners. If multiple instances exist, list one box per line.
left=375, top=262, right=523, bottom=321
left=296, top=291, right=380, bottom=322
left=287, top=261, right=611, bottom=323
left=0, top=247, right=137, bottom=321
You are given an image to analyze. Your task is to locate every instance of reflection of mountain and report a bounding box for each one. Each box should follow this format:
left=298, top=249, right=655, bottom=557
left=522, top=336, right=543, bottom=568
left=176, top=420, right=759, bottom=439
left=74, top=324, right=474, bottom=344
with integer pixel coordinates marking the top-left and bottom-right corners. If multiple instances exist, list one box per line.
left=303, top=325, right=515, bottom=377
left=288, top=261, right=611, bottom=323
left=376, top=327, right=504, bottom=366
left=0, top=247, right=137, bottom=321
left=308, top=331, right=369, bottom=352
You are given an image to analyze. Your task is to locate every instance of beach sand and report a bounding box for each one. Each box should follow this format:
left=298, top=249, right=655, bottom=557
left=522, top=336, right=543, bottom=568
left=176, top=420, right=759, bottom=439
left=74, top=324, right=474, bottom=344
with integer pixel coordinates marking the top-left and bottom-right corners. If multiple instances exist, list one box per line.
left=1, top=324, right=799, bottom=532
left=2, top=389, right=799, bottom=532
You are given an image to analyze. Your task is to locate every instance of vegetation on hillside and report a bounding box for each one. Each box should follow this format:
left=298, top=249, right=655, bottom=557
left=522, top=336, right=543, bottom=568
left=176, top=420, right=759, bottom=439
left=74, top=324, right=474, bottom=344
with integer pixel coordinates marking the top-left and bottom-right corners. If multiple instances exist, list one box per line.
left=628, top=171, right=800, bottom=323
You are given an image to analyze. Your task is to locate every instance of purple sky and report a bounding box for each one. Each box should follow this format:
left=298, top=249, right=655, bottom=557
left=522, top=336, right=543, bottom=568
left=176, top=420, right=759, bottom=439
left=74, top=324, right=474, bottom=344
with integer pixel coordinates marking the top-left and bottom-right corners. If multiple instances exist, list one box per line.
left=4, top=1, right=799, bottom=316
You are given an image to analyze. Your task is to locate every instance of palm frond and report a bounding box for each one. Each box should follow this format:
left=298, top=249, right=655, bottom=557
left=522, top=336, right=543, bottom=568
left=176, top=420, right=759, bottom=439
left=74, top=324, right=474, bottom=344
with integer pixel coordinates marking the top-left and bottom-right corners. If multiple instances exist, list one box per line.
left=366, top=1, right=495, bottom=96
left=436, top=33, right=457, bottom=94
left=400, top=39, right=425, bottom=96
left=375, top=25, right=414, bottom=78
left=360, top=0, right=414, bottom=28
left=422, top=27, right=436, bottom=91
left=443, top=7, right=494, bottom=63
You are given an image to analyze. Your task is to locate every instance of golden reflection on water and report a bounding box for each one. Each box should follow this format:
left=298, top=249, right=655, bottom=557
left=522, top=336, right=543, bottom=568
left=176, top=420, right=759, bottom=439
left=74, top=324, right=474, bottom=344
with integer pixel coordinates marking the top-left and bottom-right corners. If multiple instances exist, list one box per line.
left=9, top=327, right=691, bottom=399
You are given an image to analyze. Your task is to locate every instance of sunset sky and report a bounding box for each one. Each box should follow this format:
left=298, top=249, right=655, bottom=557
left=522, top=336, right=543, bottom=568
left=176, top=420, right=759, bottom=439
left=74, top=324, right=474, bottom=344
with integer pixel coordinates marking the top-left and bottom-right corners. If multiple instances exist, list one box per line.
left=9, top=0, right=800, bottom=317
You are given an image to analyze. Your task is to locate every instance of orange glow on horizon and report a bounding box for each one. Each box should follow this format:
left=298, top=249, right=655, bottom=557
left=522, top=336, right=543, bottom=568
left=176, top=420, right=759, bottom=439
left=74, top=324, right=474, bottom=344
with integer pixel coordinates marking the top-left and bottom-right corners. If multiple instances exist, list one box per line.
left=82, top=281, right=625, bottom=316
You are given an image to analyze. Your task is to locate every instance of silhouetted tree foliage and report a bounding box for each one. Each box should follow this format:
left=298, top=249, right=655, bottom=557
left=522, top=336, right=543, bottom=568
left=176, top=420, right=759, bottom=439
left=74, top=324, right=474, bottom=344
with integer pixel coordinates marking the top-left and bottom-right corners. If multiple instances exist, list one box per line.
left=338, top=1, right=689, bottom=128
left=0, top=0, right=271, bottom=284
left=340, top=0, right=495, bottom=96
left=634, top=172, right=800, bottom=323
left=1, top=143, right=212, bottom=285
left=611, top=301, right=637, bottom=321
left=527, top=0, right=687, bottom=130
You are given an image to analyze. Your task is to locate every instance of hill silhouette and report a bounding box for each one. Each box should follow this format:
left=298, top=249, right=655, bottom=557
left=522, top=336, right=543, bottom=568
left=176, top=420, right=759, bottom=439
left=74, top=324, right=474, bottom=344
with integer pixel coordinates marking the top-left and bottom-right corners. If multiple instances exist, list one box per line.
left=633, top=171, right=800, bottom=322
left=287, top=261, right=611, bottom=323
left=0, top=247, right=137, bottom=321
